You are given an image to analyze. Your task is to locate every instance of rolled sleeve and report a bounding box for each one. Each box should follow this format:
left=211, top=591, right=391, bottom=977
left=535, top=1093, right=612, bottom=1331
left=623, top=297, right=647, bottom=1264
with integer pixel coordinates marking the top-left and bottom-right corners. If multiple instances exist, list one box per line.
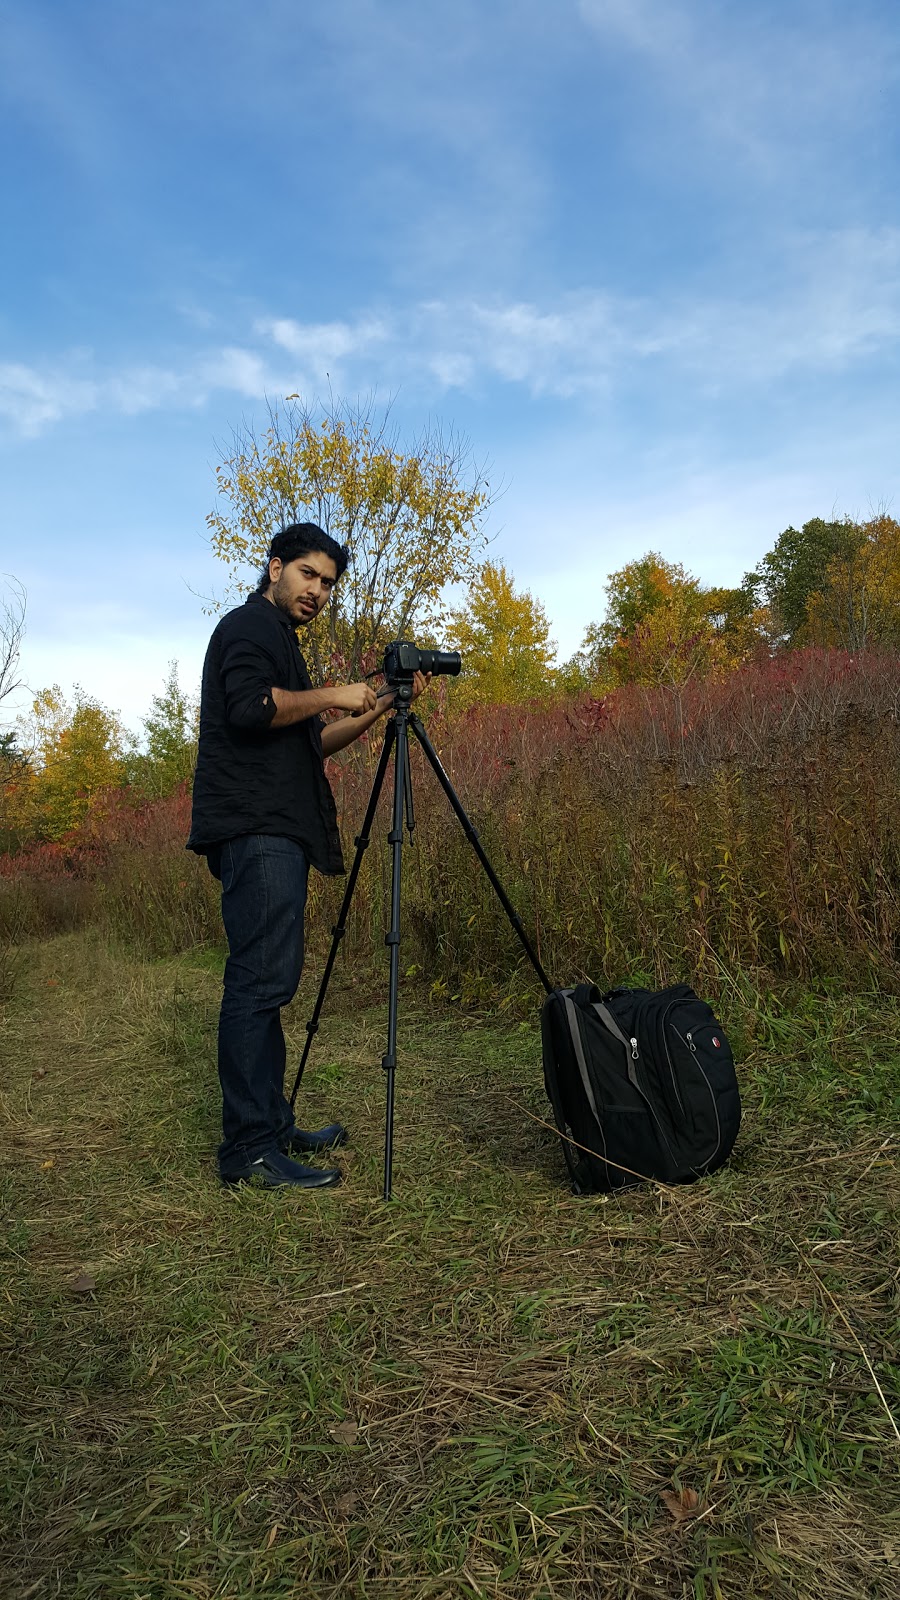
left=221, top=636, right=280, bottom=731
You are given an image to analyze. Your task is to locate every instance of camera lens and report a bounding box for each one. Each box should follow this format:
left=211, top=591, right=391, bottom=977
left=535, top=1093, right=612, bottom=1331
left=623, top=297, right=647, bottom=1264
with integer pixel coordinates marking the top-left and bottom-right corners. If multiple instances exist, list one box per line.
left=419, top=650, right=461, bottom=677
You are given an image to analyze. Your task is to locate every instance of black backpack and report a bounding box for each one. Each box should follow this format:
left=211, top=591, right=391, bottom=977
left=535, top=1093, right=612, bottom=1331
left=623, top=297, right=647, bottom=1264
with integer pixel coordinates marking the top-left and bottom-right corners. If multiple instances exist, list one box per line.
left=541, top=982, right=741, bottom=1194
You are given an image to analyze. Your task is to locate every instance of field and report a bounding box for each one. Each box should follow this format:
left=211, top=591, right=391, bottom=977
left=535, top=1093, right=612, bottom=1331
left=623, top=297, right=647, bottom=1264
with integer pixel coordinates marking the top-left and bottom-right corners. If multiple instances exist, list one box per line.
left=2, top=930, right=899, bottom=1599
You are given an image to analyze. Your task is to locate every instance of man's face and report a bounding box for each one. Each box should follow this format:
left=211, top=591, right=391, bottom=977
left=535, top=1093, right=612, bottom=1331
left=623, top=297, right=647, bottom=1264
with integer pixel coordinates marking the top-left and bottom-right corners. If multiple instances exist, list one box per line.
left=267, top=550, right=339, bottom=626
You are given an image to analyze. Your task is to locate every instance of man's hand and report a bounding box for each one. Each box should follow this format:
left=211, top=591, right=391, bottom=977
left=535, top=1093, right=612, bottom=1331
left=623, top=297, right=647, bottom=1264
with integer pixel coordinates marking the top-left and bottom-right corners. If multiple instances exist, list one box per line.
left=319, top=671, right=433, bottom=756
left=380, top=670, right=432, bottom=710
left=334, top=682, right=379, bottom=717
left=271, top=680, right=377, bottom=729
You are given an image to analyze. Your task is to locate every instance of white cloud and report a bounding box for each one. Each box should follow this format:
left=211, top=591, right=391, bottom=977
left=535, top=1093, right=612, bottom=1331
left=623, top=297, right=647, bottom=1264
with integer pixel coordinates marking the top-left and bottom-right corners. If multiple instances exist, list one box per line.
left=0, top=358, right=186, bottom=435
left=5, top=225, right=900, bottom=436
left=0, top=363, right=99, bottom=435
left=260, top=315, right=387, bottom=364
left=200, top=346, right=273, bottom=398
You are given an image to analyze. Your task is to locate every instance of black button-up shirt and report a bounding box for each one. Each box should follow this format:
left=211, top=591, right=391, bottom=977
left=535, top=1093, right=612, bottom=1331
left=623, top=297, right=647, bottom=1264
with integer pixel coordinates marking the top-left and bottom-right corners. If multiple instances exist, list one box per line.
left=187, top=593, right=345, bottom=875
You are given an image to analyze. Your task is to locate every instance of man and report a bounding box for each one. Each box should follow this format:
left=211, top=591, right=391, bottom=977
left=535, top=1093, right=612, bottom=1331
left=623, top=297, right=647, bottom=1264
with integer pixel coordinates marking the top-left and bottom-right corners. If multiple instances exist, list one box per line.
left=188, top=522, right=428, bottom=1190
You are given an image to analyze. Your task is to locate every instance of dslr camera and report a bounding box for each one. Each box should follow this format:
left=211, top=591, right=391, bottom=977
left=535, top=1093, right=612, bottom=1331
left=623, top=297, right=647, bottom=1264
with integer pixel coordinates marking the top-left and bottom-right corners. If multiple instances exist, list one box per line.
left=382, top=640, right=462, bottom=688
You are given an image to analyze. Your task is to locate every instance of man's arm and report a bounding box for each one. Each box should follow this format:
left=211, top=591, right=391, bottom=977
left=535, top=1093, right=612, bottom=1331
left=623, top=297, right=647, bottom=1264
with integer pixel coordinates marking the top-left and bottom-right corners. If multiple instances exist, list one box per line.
left=270, top=681, right=377, bottom=728
left=319, top=691, right=392, bottom=756
left=319, top=672, right=431, bottom=757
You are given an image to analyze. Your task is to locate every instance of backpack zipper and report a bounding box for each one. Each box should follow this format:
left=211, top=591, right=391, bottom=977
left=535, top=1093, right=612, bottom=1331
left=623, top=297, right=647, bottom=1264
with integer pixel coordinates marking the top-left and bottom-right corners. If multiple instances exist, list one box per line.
left=672, top=1024, right=696, bottom=1054
left=590, top=1004, right=675, bottom=1158
left=617, top=1028, right=678, bottom=1165
left=659, top=1004, right=687, bottom=1117
left=671, top=1022, right=721, bottom=1167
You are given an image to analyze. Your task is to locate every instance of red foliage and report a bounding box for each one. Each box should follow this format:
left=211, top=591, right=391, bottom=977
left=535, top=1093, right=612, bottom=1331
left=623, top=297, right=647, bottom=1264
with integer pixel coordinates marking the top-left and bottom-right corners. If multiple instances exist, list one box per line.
left=0, top=785, right=194, bottom=881
left=4, top=651, right=900, bottom=986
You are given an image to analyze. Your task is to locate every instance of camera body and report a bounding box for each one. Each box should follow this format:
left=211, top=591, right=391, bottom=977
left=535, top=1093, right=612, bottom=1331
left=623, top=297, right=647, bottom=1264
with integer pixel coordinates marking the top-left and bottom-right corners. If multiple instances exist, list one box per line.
left=382, top=640, right=462, bottom=687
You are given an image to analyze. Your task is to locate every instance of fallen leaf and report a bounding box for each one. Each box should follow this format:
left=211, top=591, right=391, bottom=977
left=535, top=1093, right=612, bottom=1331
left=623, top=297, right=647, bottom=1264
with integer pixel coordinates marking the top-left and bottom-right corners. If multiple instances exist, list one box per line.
left=661, top=1486, right=703, bottom=1522
left=40, top=1159, right=55, bottom=1171
left=45, top=979, right=59, bottom=987
left=329, top=1419, right=358, bottom=1446
left=71, top=1272, right=97, bottom=1294
left=334, top=1491, right=358, bottom=1519
left=264, top=1524, right=279, bottom=1550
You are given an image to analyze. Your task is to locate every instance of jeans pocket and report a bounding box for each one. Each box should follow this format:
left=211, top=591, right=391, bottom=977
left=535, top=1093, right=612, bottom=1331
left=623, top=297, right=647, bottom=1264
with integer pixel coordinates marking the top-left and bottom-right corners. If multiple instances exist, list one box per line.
left=219, top=839, right=237, bottom=892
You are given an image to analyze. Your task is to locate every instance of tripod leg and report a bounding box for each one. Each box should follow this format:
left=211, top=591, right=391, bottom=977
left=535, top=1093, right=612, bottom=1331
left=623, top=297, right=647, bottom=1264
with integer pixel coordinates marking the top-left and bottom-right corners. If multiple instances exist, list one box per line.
left=288, top=720, right=397, bottom=1111
left=403, top=741, right=415, bottom=839
left=382, top=708, right=410, bottom=1201
left=409, top=714, right=554, bottom=994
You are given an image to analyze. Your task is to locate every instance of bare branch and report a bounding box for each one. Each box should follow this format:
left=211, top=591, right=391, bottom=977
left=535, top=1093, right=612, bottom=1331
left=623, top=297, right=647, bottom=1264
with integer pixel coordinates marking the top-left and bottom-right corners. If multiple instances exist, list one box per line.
left=0, top=576, right=26, bottom=710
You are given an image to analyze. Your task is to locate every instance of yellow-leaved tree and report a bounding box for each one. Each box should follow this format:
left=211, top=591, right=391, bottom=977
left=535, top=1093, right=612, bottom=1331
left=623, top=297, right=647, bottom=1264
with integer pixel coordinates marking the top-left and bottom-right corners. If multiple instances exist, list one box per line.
left=21, top=687, right=127, bottom=840
left=804, top=514, right=900, bottom=649
left=574, top=553, right=761, bottom=687
left=447, top=561, right=558, bottom=707
left=206, top=396, right=494, bottom=681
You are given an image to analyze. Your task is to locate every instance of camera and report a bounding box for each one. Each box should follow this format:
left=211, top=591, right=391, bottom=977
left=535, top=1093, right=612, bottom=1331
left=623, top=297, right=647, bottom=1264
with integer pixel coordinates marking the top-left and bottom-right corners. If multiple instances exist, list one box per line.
left=382, top=640, right=462, bottom=686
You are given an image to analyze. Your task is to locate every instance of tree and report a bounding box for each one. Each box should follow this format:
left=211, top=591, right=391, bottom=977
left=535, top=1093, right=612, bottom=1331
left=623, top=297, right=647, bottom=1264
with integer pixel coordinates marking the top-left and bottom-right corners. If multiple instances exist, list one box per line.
left=598, top=553, right=702, bottom=648
left=0, top=730, right=31, bottom=852
left=745, top=517, right=857, bottom=643
left=573, top=553, right=763, bottom=689
left=576, top=554, right=713, bottom=687
left=611, top=589, right=728, bottom=686
left=207, top=395, right=493, bottom=681
left=129, top=663, right=198, bottom=798
left=0, top=576, right=25, bottom=711
left=804, top=514, right=900, bottom=650
left=446, top=561, right=558, bottom=706
left=0, top=574, right=28, bottom=844
left=25, top=686, right=126, bottom=840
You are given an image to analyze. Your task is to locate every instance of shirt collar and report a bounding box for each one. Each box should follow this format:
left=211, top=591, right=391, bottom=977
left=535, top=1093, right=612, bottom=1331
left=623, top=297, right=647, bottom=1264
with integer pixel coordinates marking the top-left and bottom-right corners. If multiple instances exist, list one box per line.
left=247, top=591, right=296, bottom=632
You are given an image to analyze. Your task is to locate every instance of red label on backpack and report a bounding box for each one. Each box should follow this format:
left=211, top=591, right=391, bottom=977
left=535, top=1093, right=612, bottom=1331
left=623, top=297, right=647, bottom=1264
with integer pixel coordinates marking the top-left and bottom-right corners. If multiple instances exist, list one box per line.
left=712, top=1036, right=721, bottom=1047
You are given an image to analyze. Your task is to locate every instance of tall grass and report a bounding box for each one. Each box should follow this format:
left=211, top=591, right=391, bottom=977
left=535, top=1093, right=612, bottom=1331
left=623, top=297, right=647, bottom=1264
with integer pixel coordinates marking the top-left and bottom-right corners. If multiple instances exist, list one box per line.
left=326, top=649, right=900, bottom=996
left=2, top=650, right=899, bottom=995
left=0, top=789, right=220, bottom=960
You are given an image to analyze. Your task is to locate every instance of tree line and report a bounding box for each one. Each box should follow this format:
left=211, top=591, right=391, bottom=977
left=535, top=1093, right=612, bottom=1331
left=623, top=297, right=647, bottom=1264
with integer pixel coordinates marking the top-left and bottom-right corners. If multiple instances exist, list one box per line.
left=2, top=395, right=898, bottom=846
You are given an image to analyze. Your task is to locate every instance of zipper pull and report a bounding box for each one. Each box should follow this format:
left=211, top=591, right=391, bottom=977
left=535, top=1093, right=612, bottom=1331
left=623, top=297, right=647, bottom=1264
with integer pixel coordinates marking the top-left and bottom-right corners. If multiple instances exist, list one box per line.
left=686, top=1031, right=697, bottom=1053
left=630, top=1037, right=639, bottom=1060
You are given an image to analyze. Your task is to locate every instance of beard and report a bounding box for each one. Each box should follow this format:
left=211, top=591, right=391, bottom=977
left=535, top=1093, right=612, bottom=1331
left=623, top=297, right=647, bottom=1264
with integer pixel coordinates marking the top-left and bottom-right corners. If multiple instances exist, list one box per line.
left=271, top=576, right=317, bottom=624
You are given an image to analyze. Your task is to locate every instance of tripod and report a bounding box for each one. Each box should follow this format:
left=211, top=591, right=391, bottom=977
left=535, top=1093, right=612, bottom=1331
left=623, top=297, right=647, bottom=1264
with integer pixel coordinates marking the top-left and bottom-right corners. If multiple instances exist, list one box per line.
left=288, top=682, right=553, bottom=1199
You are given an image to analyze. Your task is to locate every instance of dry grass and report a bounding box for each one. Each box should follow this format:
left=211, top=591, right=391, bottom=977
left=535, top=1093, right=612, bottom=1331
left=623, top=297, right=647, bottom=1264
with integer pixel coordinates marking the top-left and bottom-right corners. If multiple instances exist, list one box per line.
left=1, top=933, right=899, bottom=1599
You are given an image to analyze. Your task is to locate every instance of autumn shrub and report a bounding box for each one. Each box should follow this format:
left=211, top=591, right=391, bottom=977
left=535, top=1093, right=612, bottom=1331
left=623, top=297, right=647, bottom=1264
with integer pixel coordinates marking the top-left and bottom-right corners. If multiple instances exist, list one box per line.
left=0, top=788, right=220, bottom=958
left=88, top=789, right=221, bottom=956
left=3, top=650, right=899, bottom=994
left=319, top=649, right=900, bottom=997
left=0, top=838, right=100, bottom=943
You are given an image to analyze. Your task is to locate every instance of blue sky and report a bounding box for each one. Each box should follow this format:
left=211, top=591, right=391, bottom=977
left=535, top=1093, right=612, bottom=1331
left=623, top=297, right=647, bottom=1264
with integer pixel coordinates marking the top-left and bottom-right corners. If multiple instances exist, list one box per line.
left=2, top=0, right=899, bottom=728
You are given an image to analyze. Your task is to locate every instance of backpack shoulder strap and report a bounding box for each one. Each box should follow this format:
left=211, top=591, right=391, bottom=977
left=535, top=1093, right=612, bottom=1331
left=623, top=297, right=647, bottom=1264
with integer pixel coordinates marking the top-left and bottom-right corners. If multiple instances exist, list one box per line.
left=561, top=995, right=602, bottom=1122
left=592, top=1001, right=632, bottom=1053
left=540, top=993, right=579, bottom=1185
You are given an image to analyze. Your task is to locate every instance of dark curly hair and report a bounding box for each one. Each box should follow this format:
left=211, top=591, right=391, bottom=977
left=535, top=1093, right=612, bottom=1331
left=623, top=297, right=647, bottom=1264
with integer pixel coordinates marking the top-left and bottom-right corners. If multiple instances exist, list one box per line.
left=256, top=523, right=350, bottom=591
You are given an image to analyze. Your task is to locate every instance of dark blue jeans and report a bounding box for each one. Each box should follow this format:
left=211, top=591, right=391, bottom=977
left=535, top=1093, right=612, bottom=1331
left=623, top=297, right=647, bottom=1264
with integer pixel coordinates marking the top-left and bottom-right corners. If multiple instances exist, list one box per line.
left=208, top=835, right=308, bottom=1172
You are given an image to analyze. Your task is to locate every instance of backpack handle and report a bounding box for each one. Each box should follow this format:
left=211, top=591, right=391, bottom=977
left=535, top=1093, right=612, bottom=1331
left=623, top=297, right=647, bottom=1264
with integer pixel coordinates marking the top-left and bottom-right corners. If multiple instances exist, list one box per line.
left=572, top=982, right=602, bottom=1008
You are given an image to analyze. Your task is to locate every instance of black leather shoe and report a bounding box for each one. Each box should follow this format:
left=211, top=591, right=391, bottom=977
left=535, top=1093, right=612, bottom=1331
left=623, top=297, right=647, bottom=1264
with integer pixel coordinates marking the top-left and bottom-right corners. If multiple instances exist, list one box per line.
left=281, top=1122, right=348, bottom=1154
left=221, top=1149, right=342, bottom=1189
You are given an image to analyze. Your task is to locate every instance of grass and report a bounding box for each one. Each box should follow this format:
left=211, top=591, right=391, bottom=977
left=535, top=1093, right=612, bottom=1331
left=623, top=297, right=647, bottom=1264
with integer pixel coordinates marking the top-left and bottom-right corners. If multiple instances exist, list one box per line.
left=1, top=933, right=899, bottom=1599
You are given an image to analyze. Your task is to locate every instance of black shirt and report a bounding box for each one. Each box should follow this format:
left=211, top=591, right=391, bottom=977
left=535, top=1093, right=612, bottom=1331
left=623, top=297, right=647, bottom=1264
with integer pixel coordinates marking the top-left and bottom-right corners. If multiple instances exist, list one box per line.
left=187, top=593, right=345, bottom=875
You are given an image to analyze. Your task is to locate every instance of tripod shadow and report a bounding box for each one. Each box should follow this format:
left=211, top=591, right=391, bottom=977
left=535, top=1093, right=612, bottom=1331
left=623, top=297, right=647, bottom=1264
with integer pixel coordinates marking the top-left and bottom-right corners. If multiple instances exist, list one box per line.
left=435, top=1077, right=564, bottom=1182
